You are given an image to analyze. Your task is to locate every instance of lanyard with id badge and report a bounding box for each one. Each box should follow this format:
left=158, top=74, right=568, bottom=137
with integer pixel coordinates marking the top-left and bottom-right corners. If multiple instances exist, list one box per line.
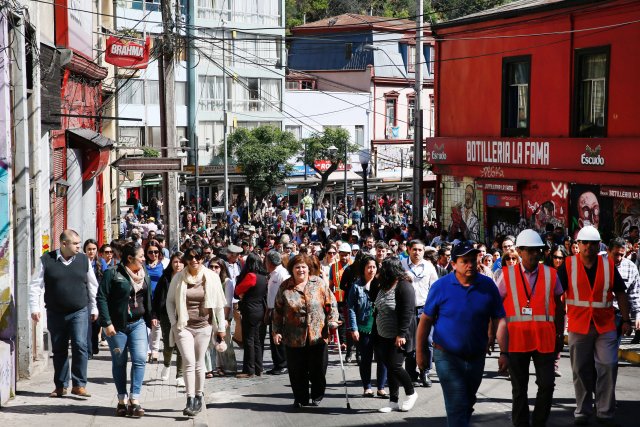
left=518, top=267, right=537, bottom=316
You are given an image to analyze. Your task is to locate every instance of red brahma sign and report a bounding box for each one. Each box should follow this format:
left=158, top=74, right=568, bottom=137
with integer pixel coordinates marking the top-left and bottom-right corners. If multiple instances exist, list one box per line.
left=105, top=36, right=150, bottom=69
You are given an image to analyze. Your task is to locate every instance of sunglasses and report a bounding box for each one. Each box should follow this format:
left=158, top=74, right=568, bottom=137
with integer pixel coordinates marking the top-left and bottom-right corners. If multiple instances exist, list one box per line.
left=103, top=250, right=113, bottom=254
left=184, top=255, right=202, bottom=261
left=327, top=251, right=336, bottom=255
left=553, top=255, right=565, bottom=260
left=147, top=250, right=159, bottom=255
left=506, top=257, right=519, bottom=261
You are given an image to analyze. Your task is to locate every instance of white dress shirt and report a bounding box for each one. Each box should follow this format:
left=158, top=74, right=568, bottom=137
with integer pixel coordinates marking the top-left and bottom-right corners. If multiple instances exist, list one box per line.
left=29, top=250, right=99, bottom=315
left=267, top=264, right=291, bottom=309
left=401, top=257, right=439, bottom=307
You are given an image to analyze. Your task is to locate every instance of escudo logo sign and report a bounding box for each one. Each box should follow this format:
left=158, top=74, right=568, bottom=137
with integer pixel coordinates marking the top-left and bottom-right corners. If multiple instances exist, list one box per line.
left=580, top=144, right=605, bottom=166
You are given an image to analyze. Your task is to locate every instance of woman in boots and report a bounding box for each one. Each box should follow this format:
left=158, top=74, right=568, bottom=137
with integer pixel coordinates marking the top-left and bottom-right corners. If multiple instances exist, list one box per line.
left=167, top=246, right=227, bottom=416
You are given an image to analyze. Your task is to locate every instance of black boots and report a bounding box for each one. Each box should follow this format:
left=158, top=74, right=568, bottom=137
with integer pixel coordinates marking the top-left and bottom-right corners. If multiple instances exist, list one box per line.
left=183, top=395, right=204, bottom=417
left=193, top=394, right=203, bottom=414
left=183, top=397, right=195, bottom=417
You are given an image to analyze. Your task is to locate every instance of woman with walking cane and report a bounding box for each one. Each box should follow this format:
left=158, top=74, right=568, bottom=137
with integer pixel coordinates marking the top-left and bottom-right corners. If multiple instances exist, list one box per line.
left=272, top=254, right=339, bottom=408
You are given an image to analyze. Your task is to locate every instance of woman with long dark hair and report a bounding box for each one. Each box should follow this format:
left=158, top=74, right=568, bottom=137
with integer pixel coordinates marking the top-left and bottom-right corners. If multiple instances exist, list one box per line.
left=347, top=254, right=388, bottom=397
left=167, top=246, right=227, bottom=416
left=84, top=239, right=102, bottom=357
left=97, top=242, right=152, bottom=417
left=145, top=240, right=164, bottom=362
left=373, top=257, right=418, bottom=413
left=234, top=253, right=269, bottom=378
left=151, top=252, right=184, bottom=384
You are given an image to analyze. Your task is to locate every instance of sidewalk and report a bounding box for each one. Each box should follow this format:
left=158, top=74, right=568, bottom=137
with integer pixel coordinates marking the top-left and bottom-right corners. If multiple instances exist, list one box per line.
left=0, top=346, right=207, bottom=427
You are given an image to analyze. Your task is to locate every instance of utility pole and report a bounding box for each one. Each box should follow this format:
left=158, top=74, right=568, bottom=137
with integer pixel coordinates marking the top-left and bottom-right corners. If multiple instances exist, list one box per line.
left=222, top=27, right=230, bottom=213
left=159, top=0, right=179, bottom=249
left=413, top=0, right=425, bottom=231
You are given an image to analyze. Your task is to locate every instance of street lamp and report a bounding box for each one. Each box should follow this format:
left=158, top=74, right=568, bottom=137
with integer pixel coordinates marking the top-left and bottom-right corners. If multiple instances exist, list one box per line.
left=359, top=149, right=371, bottom=229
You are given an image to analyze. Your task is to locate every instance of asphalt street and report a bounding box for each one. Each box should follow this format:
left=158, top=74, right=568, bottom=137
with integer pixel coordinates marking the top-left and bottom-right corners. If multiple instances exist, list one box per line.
left=1, top=338, right=639, bottom=427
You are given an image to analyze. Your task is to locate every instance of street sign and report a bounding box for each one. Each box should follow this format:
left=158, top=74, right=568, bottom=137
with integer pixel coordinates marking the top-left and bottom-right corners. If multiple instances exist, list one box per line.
left=183, top=165, right=243, bottom=175
left=111, top=157, right=183, bottom=172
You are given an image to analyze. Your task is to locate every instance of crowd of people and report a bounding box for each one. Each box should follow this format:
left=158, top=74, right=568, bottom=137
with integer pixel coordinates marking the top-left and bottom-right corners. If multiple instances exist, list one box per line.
left=28, top=193, right=640, bottom=426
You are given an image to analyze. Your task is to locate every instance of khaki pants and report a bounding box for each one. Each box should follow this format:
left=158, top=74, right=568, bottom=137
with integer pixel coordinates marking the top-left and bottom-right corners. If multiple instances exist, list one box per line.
left=174, top=325, right=212, bottom=397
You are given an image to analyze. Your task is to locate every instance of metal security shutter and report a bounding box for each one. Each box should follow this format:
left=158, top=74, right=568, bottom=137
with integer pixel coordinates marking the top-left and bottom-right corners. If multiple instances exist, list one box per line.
left=51, top=143, right=66, bottom=243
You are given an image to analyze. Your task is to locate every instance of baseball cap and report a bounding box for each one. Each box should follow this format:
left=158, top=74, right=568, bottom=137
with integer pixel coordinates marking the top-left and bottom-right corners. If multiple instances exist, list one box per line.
left=451, top=241, right=480, bottom=260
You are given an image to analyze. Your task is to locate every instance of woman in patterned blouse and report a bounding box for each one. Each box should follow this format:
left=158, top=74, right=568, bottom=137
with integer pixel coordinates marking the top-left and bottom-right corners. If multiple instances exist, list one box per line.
left=272, top=254, right=339, bottom=408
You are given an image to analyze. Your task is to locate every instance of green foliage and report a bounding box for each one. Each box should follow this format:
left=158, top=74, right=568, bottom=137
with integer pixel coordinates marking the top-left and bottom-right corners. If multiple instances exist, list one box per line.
left=142, top=147, right=160, bottom=157
left=285, top=0, right=513, bottom=30
left=301, top=127, right=359, bottom=203
left=227, top=126, right=303, bottom=200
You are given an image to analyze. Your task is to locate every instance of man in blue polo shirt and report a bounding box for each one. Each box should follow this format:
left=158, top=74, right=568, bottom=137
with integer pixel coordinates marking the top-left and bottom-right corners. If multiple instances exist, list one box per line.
left=417, top=241, right=506, bottom=427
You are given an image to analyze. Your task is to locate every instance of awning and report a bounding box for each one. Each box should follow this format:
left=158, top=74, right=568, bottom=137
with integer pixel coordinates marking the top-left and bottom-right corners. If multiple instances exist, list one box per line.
left=66, top=128, right=114, bottom=180
left=67, top=128, right=114, bottom=150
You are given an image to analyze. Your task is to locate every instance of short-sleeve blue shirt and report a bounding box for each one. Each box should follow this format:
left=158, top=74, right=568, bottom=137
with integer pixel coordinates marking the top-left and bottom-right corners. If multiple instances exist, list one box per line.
left=423, top=271, right=505, bottom=358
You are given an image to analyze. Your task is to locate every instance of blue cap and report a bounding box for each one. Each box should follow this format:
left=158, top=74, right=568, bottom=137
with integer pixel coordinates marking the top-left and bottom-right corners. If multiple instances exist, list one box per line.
left=451, top=241, right=480, bottom=260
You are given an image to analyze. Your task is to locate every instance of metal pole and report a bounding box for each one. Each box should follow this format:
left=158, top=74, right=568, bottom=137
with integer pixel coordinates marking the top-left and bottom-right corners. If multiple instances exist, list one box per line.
left=344, top=142, right=348, bottom=209
left=195, top=135, right=200, bottom=210
left=413, top=0, right=424, bottom=231
left=222, top=28, right=229, bottom=213
left=363, top=162, right=369, bottom=228
left=304, top=139, right=307, bottom=181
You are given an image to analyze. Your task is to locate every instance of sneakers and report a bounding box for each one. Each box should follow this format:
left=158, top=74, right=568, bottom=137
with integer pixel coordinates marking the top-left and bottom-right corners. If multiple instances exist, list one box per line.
left=161, top=366, right=171, bottom=381
left=176, top=377, right=185, bottom=387
left=400, top=392, right=418, bottom=412
left=379, top=401, right=400, bottom=413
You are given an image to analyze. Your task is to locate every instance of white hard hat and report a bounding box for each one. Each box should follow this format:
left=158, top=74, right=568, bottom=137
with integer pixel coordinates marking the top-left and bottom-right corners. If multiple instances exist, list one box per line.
left=338, top=243, right=351, bottom=253
left=352, top=244, right=360, bottom=251
left=577, top=225, right=601, bottom=242
left=515, top=229, right=545, bottom=248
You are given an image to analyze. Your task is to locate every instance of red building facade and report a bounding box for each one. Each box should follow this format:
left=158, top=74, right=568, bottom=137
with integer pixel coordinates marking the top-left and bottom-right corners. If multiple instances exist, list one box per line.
left=427, top=0, right=640, bottom=243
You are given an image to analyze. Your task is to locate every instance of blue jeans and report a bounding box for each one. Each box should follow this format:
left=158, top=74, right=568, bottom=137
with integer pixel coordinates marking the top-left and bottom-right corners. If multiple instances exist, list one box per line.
left=434, top=348, right=486, bottom=427
left=47, top=307, right=89, bottom=388
left=106, top=318, right=148, bottom=400
left=357, top=332, right=387, bottom=391
left=406, top=307, right=433, bottom=378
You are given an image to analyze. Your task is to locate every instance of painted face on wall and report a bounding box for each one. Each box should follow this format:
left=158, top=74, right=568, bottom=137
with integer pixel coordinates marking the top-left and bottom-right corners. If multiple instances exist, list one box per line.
left=464, top=185, right=475, bottom=209
left=578, top=191, right=600, bottom=229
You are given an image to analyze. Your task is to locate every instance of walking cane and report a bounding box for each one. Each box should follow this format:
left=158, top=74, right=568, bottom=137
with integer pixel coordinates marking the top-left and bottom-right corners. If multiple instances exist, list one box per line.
left=335, top=330, right=351, bottom=409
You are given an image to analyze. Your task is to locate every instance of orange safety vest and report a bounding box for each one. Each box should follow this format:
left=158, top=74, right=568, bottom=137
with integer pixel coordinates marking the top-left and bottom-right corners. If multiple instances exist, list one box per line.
left=565, top=255, right=615, bottom=334
left=503, top=264, right=556, bottom=353
left=330, top=260, right=351, bottom=303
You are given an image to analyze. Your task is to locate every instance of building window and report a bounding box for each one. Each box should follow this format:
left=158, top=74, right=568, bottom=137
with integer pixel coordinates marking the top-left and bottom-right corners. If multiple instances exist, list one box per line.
left=286, top=81, right=298, bottom=90
left=230, top=77, right=280, bottom=112
left=198, top=75, right=224, bottom=110
left=407, top=97, right=415, bottom=138
left=301, top=80, right=314, bottom=90
left=355, top=125, right=364, bottom=146
left=501, top=55, right=530, bottom=137
left=408, top=45, right=416, bottom=73
left=119, top=127, right=143, bottom=146
left=118, top=79, right=144, bottom=105
left=345, top=43, right=353, bottom=60
left=574, top=46, right=609, bottom=137
left=285, top=125, right=302, bottom=140
left=385, top=97, right=397, bottom=127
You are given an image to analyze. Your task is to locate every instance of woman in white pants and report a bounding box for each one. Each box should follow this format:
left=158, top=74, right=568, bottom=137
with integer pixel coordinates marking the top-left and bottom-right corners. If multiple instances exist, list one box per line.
left=167, top=246, right=227, bottom=416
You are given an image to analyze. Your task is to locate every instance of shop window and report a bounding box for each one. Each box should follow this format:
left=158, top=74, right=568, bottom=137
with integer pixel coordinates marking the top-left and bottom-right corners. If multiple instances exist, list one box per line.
left=573, top=46, right=609, bottom=137
left=501, top=55, right=530, bottom=137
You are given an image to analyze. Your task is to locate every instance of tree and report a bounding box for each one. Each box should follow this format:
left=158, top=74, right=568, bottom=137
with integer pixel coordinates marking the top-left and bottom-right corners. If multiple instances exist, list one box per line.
left=227, top=126, right=302, bottom=202
left=302, top=127, right=359, bottom=206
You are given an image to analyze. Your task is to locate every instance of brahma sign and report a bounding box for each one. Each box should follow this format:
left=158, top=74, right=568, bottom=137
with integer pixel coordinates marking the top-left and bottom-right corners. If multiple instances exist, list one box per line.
left=105, top=36, right=151, bottom=69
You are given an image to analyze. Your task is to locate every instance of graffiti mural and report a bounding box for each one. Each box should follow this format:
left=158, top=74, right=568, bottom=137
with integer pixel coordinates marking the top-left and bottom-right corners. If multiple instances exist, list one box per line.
left=442, top=177, right=481, bottom=242
left=612, top=198, right=640, bottom=238
left=569, top=184, right=613, bottom=241
left=522, top=181, right=569, bottom=234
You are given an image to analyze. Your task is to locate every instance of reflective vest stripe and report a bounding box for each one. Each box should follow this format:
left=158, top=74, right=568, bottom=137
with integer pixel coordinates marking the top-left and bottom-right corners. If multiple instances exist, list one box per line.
left=602, top=258, right=610, bottom=306
left=570, top=255, right=580, bottom=303
left=544, top=265, right=551, bottom=322
left=565, top=299, right=612, bottom=308
left=507, top=315, right=555, bottom=322
left=507, top=265, right=520, bottom=316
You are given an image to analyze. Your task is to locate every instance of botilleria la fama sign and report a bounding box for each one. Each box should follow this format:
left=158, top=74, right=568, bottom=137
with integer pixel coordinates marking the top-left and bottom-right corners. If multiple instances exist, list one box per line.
left=105, top=36, right=151, bottom=69
left=425, top=137, right=636, bottom=173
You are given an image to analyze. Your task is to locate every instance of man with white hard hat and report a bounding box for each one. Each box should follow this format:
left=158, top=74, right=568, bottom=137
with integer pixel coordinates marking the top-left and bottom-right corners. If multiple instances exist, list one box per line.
left=330, top=242, right=353, bottom=360
left=556, top=225, right=632, bottom=426
left=496, top=229, right=565, bottom=427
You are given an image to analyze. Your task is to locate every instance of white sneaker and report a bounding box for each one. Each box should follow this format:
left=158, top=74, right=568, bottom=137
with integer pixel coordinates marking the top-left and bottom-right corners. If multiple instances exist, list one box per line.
left=400, top=392, right=418, bottom=412
left=378, top=401, right=400, bottom=413
left=176, top=376, right=185, bottom=387
left=161, top=366, right=170, bottom=381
